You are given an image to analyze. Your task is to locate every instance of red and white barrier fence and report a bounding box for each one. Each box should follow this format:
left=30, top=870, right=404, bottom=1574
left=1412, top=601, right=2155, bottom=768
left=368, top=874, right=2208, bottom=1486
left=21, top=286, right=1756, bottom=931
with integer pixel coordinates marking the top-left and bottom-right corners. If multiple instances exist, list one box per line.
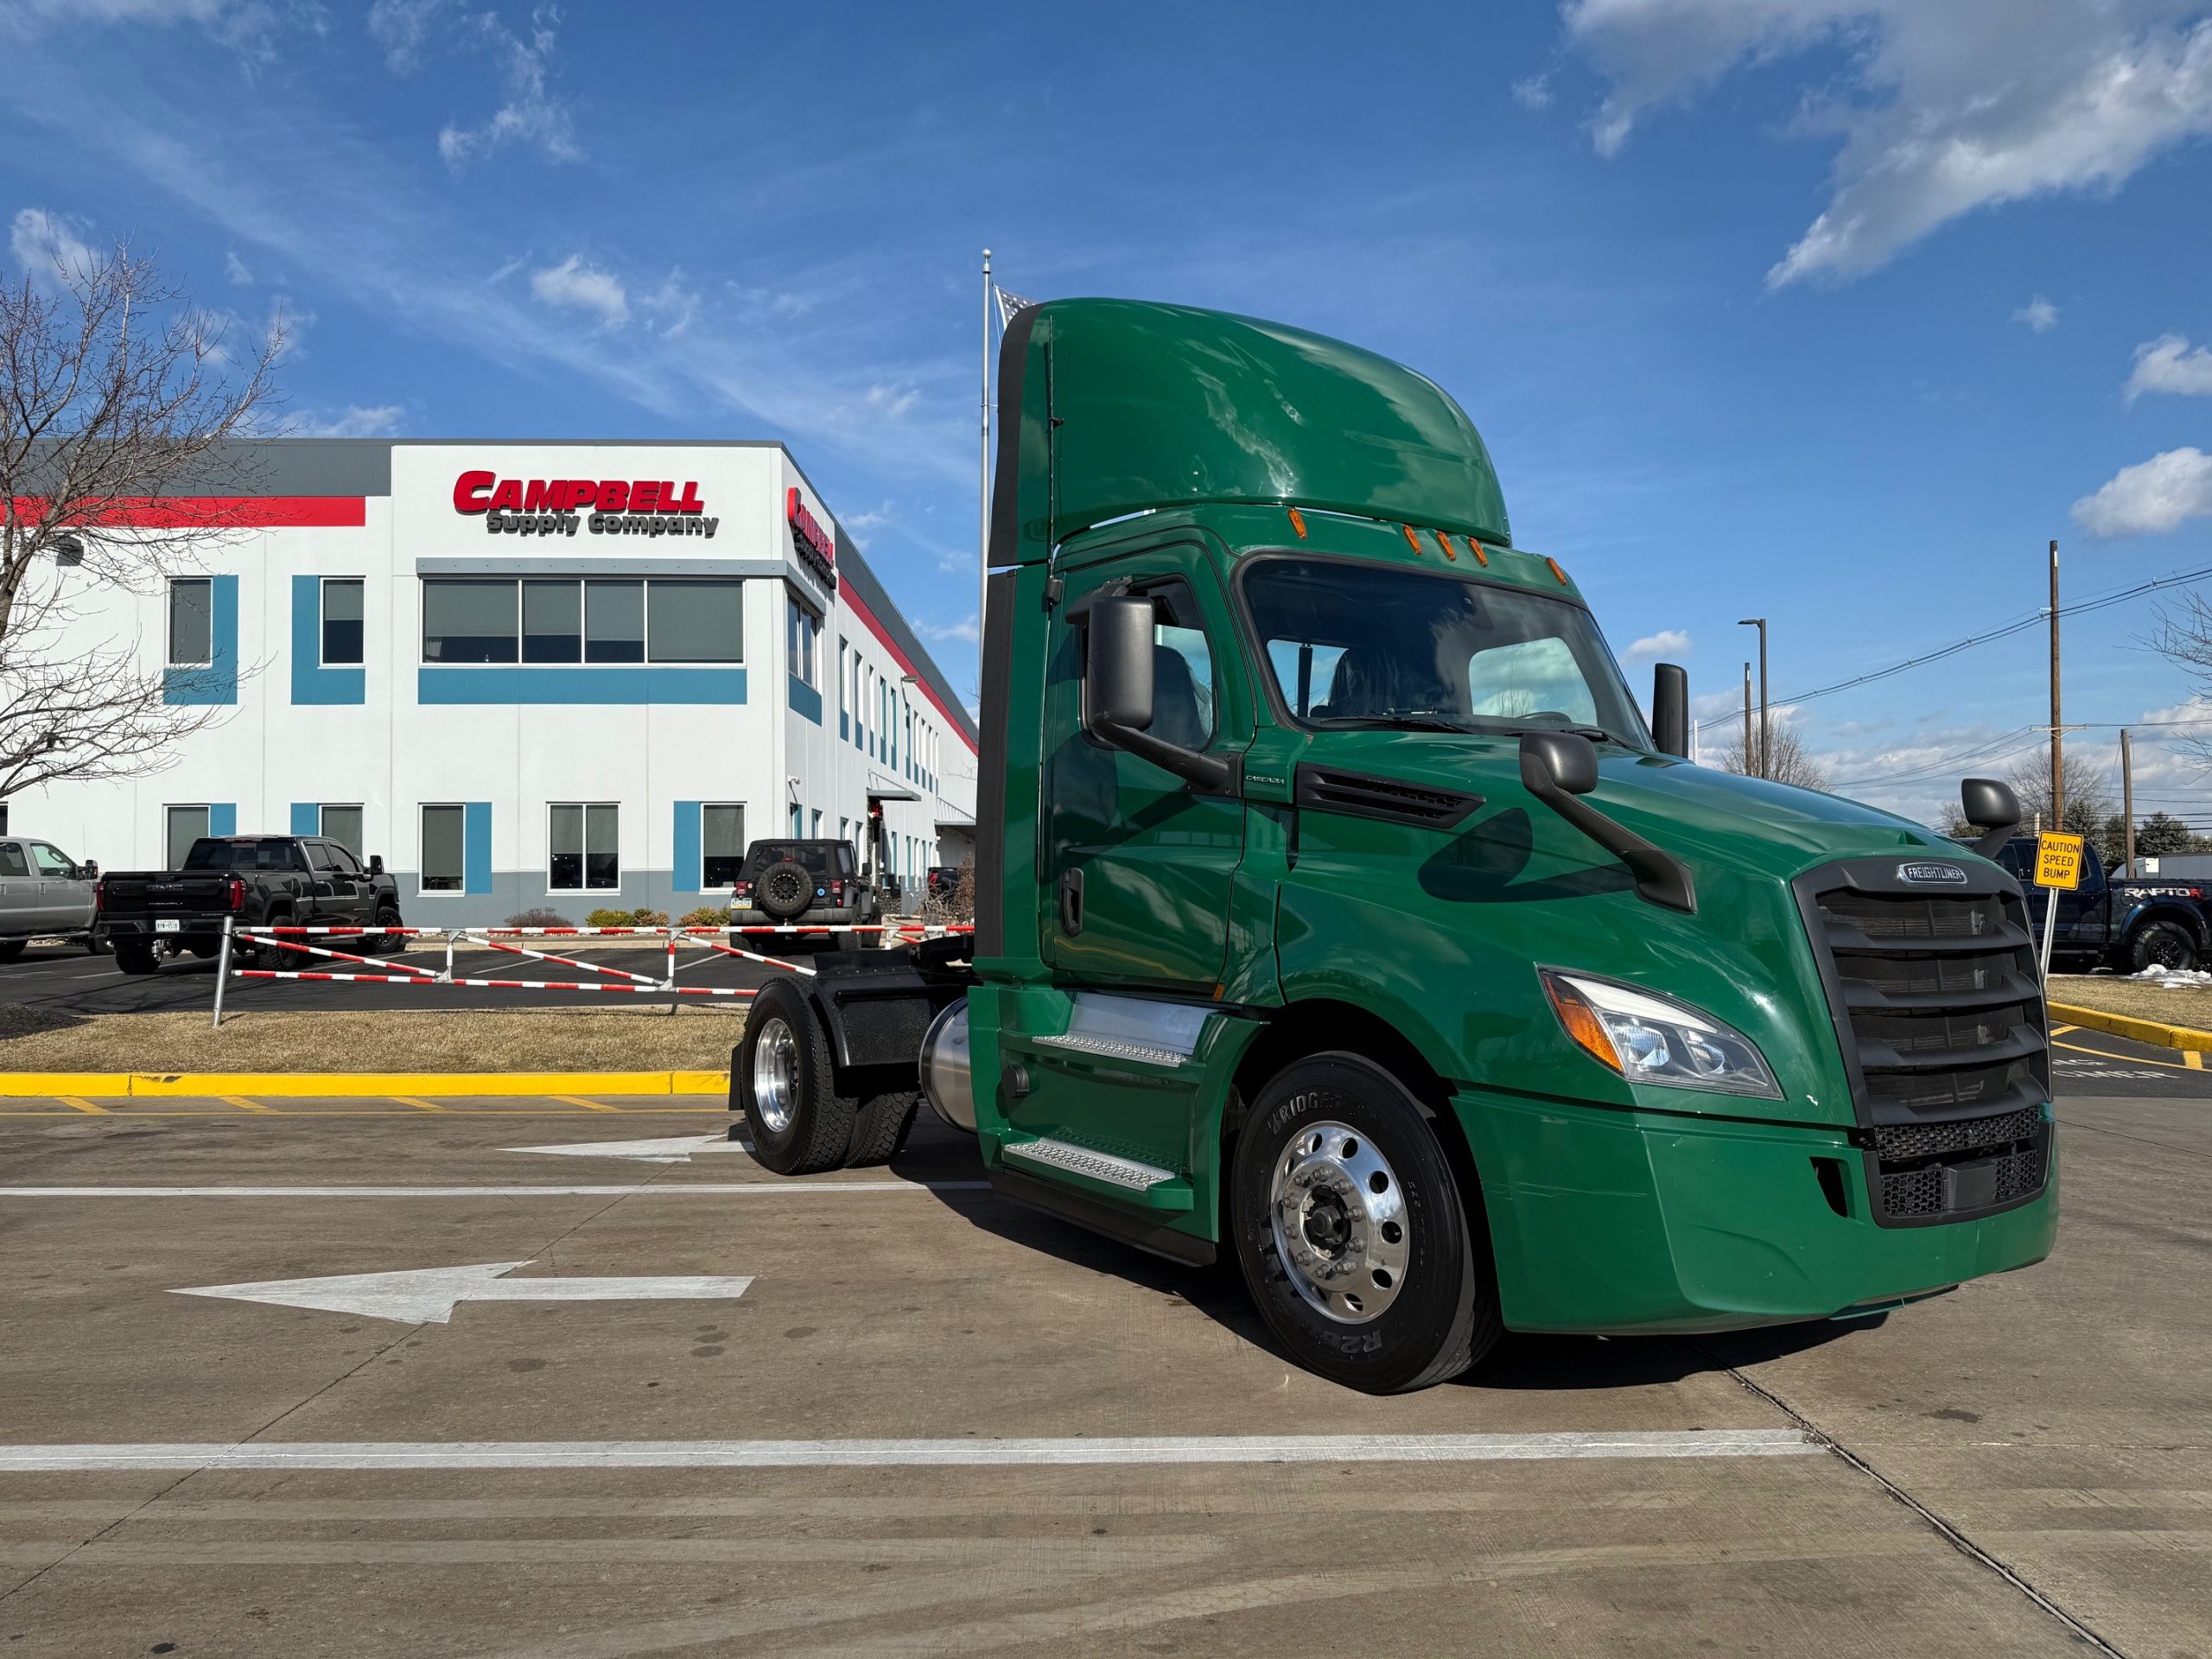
left=207, top=918, right=974, bottom=1027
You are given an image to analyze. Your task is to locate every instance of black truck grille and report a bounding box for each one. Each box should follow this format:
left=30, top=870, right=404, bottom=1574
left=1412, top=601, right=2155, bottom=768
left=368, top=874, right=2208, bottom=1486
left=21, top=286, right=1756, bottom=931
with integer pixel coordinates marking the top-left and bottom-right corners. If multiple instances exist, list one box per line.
left=1801, top=867, right=2052, bottom=1228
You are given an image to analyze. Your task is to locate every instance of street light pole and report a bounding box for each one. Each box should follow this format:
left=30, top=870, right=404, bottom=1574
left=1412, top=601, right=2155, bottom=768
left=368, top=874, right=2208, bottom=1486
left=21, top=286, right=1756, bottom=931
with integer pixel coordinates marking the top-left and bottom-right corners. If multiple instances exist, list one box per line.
left=1738, top=618, right=1768, bottom=778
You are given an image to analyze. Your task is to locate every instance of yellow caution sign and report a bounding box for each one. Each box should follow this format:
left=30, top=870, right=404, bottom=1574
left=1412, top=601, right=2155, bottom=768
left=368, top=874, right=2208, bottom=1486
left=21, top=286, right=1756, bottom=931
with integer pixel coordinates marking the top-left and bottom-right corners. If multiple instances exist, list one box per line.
left=2034, top=830, right=2086, bottom=892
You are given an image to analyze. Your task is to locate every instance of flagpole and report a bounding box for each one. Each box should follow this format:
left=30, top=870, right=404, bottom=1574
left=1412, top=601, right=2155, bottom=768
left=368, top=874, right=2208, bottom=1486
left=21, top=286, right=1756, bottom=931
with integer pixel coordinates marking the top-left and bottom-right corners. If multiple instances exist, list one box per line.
left=979, top=249, right=992, bottom=662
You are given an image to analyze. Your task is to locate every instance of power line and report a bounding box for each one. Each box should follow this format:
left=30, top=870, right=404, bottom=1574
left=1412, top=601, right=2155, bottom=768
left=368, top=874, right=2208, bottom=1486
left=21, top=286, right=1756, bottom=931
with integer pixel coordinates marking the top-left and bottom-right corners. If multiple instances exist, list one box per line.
left=1776, top=561, right=2212, bottom=707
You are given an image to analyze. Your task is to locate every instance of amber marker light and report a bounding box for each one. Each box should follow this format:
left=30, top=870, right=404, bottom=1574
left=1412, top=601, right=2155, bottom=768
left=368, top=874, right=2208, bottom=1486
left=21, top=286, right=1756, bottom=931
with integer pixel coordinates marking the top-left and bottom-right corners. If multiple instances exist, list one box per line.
left=1401, top=523, right=1424, bottom=554
left=1546, top=556, right=1569, bottom=585
left=1287, top=506, right=1307, bottom=539
left=1466, top=537, right=1489, bottom=566
left=1433, top=528, right=1457, bottom=561
left=1540, top=971, right=1623, bottom=1074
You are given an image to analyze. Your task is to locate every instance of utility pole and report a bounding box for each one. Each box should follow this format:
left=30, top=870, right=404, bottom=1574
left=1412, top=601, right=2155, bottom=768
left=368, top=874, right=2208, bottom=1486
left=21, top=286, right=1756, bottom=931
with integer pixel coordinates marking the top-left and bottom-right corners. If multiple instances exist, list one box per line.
left=1738, top=618, right=1768, bottom=777
left=2121, top=727, right=2136, bottom=874
left=979, top=250, right=993, bottom=658
left=2049, top=541, right=2063, bottom=835
left=1741, top=662, right=1752, bottom=773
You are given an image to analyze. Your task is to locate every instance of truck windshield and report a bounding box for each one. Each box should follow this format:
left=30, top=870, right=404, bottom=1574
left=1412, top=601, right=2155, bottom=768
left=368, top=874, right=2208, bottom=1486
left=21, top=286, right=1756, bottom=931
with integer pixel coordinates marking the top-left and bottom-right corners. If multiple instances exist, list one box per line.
left=1240, top=556, right=1650, bottom=747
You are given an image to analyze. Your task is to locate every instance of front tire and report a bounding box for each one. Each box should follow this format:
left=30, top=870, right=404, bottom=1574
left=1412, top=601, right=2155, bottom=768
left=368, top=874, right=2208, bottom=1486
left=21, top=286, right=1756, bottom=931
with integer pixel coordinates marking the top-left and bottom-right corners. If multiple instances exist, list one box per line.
left=2130, top=919, right=2197, bottom=974
left=1230, top=1053, right=1501, bottom=1394
left=372, top=904, right=405, bottom=956
left=734, top=978, right=858, bottom=1174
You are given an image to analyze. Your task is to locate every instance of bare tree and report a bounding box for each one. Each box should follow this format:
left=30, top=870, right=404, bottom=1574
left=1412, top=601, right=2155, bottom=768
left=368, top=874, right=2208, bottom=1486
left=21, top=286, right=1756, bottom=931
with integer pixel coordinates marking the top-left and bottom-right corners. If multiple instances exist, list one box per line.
left=0, top=234, right=283, bottom=800
left=2002, top=749, right=2112, bottom=840
left=2150, top=593, right=2212, bottom=772
left=1714, top=723, right=1831, bottom=791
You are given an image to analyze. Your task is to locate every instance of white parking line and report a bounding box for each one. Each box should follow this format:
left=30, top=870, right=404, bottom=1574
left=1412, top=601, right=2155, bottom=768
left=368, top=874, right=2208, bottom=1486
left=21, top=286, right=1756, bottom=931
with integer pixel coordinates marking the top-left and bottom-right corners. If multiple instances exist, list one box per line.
left=0, top=1182, right=988, bottom=1198
left=0, top=1431, right=1818, bottom=1472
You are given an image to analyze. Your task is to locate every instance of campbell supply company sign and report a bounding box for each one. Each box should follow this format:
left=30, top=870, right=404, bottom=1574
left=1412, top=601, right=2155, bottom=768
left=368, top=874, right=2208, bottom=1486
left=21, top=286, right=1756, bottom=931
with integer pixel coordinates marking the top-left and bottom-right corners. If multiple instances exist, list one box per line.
left=786, top=486, right=837, bottom=589
left=454, top=471, right=721, bottom=539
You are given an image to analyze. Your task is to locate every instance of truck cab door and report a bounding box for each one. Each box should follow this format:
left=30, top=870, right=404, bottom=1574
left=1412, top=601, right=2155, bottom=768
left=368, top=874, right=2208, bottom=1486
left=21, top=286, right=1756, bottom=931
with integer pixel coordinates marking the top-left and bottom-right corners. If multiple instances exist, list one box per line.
left=27, top=842, right=89, bottom=935
left=1042, top=542, right=1245, bottom=993
left=2061, top=844, right=2109, bottom=947
left=0, top=842, right=36, bottom=938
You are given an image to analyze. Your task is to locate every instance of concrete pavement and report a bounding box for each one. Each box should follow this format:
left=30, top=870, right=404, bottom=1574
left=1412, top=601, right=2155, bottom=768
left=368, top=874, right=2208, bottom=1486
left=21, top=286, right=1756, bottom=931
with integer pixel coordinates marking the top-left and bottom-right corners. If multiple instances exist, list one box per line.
left=0, top=1078, right=2201, bottom=1655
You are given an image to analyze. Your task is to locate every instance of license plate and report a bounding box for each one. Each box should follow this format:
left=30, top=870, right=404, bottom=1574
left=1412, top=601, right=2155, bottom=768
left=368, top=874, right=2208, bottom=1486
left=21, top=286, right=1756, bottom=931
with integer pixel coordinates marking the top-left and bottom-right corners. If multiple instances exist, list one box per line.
left=155, top=919, right=181, bottom=934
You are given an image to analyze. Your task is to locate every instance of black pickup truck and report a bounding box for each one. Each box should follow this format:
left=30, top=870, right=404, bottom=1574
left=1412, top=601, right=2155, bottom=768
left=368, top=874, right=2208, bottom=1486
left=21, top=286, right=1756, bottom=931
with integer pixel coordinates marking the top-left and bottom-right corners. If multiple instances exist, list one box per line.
left=1988, top=836, right=2212, bottom=972
left=98, top=835, right=403, bottom=976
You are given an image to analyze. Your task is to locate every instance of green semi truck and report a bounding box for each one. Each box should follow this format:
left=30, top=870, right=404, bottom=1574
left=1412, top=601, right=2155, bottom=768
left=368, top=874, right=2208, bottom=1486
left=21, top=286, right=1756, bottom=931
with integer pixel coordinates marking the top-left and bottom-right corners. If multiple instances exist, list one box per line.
left=732, top=298, right=2056, bottom=1394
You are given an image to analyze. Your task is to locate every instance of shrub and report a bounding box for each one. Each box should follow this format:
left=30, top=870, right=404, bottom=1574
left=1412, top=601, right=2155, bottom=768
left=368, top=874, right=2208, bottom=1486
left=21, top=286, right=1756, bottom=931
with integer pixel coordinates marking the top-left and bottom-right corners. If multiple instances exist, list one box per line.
left=585, top=908, right=636, bottom=928
left=679, top=906, right=731, bottom=928
left=504, top=907, right=574, bottom=928
left=630, top=907, right=670, bottom=927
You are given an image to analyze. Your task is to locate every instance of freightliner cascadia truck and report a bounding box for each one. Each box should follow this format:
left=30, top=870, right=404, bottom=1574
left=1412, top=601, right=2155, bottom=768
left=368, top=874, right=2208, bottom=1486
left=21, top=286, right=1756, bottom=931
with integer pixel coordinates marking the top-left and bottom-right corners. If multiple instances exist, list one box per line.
left=732, top=299, right=2056, bottom=1395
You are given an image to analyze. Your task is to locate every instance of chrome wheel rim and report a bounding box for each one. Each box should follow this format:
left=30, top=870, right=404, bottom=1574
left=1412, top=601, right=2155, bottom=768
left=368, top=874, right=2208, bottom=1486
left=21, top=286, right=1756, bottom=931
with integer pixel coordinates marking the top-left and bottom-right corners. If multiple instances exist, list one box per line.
left=1268, top=1119, right=1409, bottom=1324
left=752, top=1017, right=799, bottom=1134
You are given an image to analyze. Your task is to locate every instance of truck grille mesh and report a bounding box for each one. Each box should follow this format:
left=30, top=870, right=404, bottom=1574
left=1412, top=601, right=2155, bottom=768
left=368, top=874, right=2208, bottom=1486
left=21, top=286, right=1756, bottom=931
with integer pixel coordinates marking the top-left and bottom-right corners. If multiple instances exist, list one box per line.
left=1805, top=875, right=2051, bottom=1224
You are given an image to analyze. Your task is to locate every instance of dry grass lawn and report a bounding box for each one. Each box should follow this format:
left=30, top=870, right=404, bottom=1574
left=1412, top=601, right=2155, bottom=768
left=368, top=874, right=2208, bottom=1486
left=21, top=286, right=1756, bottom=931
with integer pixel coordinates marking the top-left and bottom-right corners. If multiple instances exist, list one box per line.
left=2047, top=975, right=2212, bottom=1034
left=0, top=1003, right=744, bottom=1073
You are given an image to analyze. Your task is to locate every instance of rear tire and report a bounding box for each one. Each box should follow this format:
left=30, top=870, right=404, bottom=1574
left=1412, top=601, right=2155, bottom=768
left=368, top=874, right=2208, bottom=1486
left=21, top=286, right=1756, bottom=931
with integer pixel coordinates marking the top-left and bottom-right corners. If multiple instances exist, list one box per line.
left=735, top=978, right=858, bottom=1175
left=83, top=929, right=109, bottom=956
left=2130, top=919, right=2197, bottom=974
left=0, top=940, right=24, bottom=963
left=114, top=940, right=159, bottom=976
left=1230, top=1052, right=1501, bottom=1395
left=845, top=1090, right=919, bottom=1166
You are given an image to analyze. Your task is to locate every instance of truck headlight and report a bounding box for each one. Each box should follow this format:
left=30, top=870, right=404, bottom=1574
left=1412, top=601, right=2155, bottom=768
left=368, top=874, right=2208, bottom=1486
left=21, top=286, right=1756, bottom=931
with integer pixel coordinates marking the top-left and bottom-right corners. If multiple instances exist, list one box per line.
left=1539, top=969, right=1782, bottom=1099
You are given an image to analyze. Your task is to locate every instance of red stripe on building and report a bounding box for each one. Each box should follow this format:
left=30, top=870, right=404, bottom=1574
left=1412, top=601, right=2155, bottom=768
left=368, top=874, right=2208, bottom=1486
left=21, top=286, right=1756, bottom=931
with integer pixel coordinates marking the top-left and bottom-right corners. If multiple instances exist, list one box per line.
left=840, top=579, right=980, bottom=756
left=8, top=496, right=367, bottom=529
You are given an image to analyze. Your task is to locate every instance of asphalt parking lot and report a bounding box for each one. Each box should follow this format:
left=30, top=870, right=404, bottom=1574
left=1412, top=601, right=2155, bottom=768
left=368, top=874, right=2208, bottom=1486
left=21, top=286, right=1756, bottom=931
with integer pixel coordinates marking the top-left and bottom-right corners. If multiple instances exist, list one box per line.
left=0, top=1037, right=2206, bottom=1658
left=0, top=938, right=781, bottom=1015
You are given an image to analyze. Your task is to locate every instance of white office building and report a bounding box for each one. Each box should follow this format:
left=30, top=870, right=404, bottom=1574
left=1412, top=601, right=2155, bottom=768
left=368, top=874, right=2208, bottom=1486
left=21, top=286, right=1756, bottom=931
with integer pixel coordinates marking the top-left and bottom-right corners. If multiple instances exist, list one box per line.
left=17, top=440, right=978, bottom=925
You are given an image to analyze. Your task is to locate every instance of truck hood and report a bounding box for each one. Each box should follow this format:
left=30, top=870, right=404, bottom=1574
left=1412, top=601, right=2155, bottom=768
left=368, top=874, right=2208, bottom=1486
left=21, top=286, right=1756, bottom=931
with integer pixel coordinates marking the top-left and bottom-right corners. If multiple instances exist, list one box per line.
left=1273, top=734, right=1990, bottom=1129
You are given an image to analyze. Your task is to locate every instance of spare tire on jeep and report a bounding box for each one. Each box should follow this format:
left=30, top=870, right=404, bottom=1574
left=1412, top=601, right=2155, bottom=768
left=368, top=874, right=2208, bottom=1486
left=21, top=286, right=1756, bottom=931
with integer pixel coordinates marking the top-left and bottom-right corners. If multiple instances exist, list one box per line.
left=753, top=858, right=814, bottom=921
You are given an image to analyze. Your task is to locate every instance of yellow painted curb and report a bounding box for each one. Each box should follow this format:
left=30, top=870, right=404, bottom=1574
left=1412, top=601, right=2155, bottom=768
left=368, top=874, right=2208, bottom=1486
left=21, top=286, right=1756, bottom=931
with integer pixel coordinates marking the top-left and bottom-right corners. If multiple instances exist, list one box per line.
left=2048, top=1001, right=2212, bottom=1056
left=0, top=1071, right=731, bottom=1099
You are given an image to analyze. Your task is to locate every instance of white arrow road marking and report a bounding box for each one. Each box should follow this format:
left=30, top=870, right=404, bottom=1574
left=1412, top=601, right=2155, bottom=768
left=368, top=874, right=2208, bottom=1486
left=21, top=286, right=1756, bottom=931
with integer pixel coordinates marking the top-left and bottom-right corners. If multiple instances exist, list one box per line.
left=0, top=1182, right=985, bottom=1198
left=502, top=1133, right=747, bottom=1163
left=170, top=1260, right=753, bottom=1325
left=0, top=1430, right=1818, bottom=1472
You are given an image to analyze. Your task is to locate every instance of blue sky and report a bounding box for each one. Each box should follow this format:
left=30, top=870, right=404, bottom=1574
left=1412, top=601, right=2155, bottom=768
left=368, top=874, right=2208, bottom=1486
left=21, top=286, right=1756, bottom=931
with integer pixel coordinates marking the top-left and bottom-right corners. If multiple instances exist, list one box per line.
left=5, top=0, right=2212, bottom=828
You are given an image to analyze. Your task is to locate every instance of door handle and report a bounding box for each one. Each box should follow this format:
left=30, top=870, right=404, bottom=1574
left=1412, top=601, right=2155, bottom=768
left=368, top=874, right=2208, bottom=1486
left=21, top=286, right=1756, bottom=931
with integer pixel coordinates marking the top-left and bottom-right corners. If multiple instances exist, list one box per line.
left=1058, top=868, right=1084, bottom=936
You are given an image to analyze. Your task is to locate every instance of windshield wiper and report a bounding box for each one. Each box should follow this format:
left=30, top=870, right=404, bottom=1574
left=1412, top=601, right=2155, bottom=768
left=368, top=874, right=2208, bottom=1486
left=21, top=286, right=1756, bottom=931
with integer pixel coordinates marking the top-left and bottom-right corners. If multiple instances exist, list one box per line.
left=1309, top=714, right=1474, bottom=734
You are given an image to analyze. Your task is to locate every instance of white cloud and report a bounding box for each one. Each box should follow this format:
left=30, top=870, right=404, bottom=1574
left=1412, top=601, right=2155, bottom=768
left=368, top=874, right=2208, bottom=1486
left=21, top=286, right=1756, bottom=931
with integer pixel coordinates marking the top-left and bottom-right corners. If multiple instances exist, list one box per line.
left=365, top=0, right=445, bottom=71
left=2126, top=333, right=2212, bottom=403
left=2013, top=295, right=2059, bottom=333
left=529, top=254, right=626, bottom=326
left=920, top=615, right=980, bottom=645
left=295, top=404, right=405, bottom=438
left=2072, top=447, right=2212, bottom=537
left=224, top=248, right=255, bottom=285
left=865, top=383, right=921, bottom=420
left=1624, top=627, right=1692, bottom=660
left=434, top=8, right=582, bottom=170
left=1560, top=3, right=2212, bottom=286
left=1512, top=73, right=1554, bottom=110
left=0, top=0, right=317, bottom=65
left=9, top=207, right=97, bottom=289
left=638, top=270, right=700, bottom=339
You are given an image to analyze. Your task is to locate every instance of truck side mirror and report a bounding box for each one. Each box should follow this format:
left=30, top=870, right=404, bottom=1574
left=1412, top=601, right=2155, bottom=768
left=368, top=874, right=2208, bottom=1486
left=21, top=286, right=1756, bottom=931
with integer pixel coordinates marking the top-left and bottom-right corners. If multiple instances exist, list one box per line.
left=1651, top=664, right=1688, bottom=759
left=1081, top=594, right=1236, bottom=796
left=1520, top=732, right=1696, bottom=912
left=1084, top=597, right=1154, bottom=734
left=79, top=860, right=99, bottom=879
left=368, top=854, right=385, bottom=875
left=1960, top=779, right=2020, bottom=861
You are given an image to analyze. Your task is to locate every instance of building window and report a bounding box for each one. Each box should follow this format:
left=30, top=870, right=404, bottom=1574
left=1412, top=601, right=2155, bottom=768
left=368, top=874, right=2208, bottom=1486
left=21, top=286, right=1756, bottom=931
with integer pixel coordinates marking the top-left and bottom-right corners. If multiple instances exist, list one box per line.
left=649, top=580, right=744, bottom=663
left=423, top=578, right=742, bottom=665
left=523, top=580, right=582, bottom=662
left=550, top=802, right=620, bottom=892
left=168, top=579, right=214, bottom=667
left=420, top=804, right=466, bottom=893
left=586, top=580, right=645, bottom=664
left=702, top=804, right=746, bottom=888
left=810, top=808, right=823, bottom=836
left=321, top=578, right=364, bottom=666
left=423, top=579, right=518, bottom=663
left=321, top=804, right=364, bottom=858
left=166, top=804, right=211, bottom=869
left=836, top=638, right=849, bottom=737
left=786, top=596, right=819, bottom=686
left=789, top=802, right=803, bottom=836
